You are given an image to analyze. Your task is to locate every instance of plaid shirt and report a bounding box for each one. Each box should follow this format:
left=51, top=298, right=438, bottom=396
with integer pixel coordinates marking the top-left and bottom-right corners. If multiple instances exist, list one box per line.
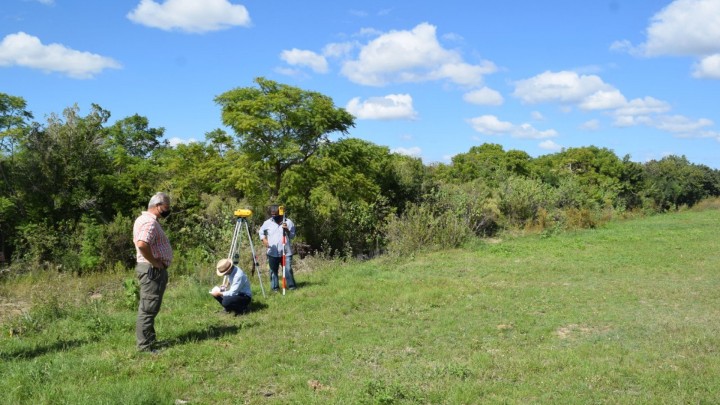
left=133, top=211, right=173, bottom=267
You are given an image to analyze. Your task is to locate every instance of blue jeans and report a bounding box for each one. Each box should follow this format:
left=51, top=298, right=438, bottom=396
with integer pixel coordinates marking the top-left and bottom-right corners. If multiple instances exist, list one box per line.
left=267, top=255, right=296, bottom=290
left=214, top=294, right=251, bottom=314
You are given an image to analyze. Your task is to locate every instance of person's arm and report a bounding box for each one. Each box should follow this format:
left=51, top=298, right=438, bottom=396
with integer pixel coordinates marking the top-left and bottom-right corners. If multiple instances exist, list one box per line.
left=286, top=219, right=296, bottom=239
left=136, top=240, right=165, bottom=269
left=223, top=268, right=243, bottom=296
left=259, top=221, right=269, bottom=247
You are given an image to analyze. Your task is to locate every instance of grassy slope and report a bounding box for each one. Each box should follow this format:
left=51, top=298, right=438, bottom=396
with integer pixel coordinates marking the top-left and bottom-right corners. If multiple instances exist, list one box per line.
left=1, top=209, right=720, bottom=404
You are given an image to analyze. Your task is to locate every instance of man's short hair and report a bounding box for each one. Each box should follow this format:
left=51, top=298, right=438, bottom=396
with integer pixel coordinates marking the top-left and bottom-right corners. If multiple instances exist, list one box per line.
left=148, top=192, right=170, bottom=209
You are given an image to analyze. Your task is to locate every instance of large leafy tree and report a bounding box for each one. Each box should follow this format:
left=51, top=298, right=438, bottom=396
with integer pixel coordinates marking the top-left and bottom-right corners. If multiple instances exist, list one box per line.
left=643, top=155, right=708, bottom=210
left=281, top=138, right=426, bottom=255
left=14, top=104, right=114, bottom=223
left=441, top=143, right=532, bottom=185
left=215, top=77, right=355, bottom=200
left=0, top=93, right=34, bottom=262
left=533, top=146, right=626, bottom=208
left=103, top=114, right=168, bottom=214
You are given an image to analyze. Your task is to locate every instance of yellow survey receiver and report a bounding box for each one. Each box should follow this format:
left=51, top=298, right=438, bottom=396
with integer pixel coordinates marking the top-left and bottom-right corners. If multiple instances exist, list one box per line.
left=234, top=209, right=252, bottom=218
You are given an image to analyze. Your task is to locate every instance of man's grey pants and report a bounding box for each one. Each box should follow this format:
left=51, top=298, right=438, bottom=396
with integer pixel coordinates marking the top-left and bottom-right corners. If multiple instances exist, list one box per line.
left=135, top=263, right=168, bottom=351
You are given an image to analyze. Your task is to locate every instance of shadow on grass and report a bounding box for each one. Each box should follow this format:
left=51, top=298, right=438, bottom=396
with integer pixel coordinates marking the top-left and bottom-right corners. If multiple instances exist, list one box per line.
left=247, top=300, right=269, bottom=312
left=162, top=325, right=242, bottom=348
left=295, top=280, right=322, bottom=289
left=0, top=338, right=90, bottom=361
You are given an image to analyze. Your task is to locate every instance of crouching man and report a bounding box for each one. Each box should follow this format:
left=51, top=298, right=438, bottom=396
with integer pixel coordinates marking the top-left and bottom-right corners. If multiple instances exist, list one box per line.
left=210, top=258, right=252, bottom=315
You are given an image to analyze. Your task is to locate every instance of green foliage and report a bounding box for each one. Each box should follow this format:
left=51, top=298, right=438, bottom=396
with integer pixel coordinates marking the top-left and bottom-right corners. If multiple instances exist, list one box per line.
left=216, top=77, right=356, bottom=198
left=283, top=138, right=420, bottom=256
left=643, top=155, right=709, bottom=210
left=384, top=180, right=500, bottom=255
left=498, top=175, right=552, bottom=227
left=440, top=143, right=531, bottom=185
left=78, top=218, right=103, bottom=272
left=3, top=85, right=720, bottom=274
left=12, top=221, right=60, bottom=265
left=122, top=277, right=139, bottom=310
left=75, top=214, right=135, bottom=274
left=0, top=92, right=33, bottom=156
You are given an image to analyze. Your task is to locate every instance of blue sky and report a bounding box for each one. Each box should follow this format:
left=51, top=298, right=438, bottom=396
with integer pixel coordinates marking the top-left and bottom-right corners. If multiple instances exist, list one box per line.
left=2, top=0, right=719, bottom=168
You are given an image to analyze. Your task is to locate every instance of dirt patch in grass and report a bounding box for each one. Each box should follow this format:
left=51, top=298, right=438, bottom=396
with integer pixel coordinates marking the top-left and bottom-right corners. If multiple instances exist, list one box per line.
left=0, top=298, right=29, bottom=324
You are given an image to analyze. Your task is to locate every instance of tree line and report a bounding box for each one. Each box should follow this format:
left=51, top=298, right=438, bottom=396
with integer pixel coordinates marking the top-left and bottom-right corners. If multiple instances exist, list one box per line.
left=1, top=78, right=719, bottom=275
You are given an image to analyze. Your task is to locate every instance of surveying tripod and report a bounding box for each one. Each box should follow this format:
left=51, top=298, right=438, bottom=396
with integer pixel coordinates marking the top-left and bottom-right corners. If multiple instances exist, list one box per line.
left=227, top=209, right=266, bottom=298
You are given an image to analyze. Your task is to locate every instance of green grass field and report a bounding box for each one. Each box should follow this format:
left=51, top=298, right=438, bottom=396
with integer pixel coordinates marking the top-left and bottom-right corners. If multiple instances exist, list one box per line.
left=2, top=209, right=720, bottom=404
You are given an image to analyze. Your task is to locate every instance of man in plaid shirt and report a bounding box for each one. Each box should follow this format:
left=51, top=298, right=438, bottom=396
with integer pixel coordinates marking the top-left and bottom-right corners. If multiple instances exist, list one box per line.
left=133, top=192, right=173, bottom=353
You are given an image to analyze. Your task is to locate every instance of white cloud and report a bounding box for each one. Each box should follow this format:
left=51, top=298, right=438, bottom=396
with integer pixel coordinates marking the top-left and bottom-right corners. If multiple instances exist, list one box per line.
left=579, top=89, right=627, bottom=111
left=346, top=94, right=417, bottom=120
left=609, top=39, right=639, bottom=55
left=513, top=71, right=681, bottom=130
left=539, top=140, right=562, bottom=151
left=531, top=111, right=544, bottom=121
left=356, top=27, right=383, bottom=37
left=280, top=49, right=328, bottom=73
left=0, top=32, right=121, bottom=79
left=442, top=32, right=464, bottom=42
left=391, top=146, right=422, bottom=157
left=430, top=61, right=495, bottom=87
left=34, top=0, right=55, bottom=5
left=694, top=130, right=720, bottom=140
left=468, top=115, right=513, bottom=134
left=613, top=97, right=671, bottom=117
left=643, top=0, right=720, bottom=57
left=613, top=115, right=650, bottom=128
left=274, top=66, right=306, bottom=78
left=323, top=42, right=355, bottom=58
left=463, top=87, right=504, bottom=106
left=127, top=0, right=250, bottom=33
left=693, top=54, right=720, bottom=78
left=652, top=115, right=713, bottom=133
left=613, top=0, right=720, bottom=80
left=168, top=137, right=198, bottom=146
left=580, top=119, right=601, bottom=131
left=514, top=123, right=559, bottom=139
left=513, top=71, right=613, bottom=104
left=468, top=115, right=557, bottom=139
left=341, top=22, right=496, bottom=86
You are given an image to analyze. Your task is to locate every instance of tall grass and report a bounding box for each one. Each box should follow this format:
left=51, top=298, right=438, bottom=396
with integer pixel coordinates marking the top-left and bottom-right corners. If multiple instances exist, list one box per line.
left=1, top=208, right=720, bottom=404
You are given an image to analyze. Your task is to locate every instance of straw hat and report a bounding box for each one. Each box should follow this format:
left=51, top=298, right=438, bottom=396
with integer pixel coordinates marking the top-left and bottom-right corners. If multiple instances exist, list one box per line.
left=216, top=258, right=233, bottom=276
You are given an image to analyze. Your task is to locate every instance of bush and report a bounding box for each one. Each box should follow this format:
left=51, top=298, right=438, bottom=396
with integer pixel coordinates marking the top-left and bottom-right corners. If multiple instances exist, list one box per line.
left=498, top=176, right=552, bottom=228
left=12, top=221, right=60, bottom=266
left=384, top=180, right=500, bottom=256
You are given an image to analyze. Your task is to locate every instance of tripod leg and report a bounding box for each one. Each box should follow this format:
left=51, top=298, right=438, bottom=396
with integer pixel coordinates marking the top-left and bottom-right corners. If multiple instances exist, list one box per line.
left=244, top=219, right=266, bottom=298
left=224, top=220, right=243, bottom=287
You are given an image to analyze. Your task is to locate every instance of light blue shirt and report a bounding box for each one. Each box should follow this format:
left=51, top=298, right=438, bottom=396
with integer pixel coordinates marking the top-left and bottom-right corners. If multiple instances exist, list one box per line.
left=259, top=217, right=295, bottom=257
left=223, top=265, right=252, bottom=298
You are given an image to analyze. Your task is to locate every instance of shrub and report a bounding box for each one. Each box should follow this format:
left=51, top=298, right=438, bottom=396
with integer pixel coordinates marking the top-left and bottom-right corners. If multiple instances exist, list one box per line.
left=498, top=176, right=552, bottom=228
